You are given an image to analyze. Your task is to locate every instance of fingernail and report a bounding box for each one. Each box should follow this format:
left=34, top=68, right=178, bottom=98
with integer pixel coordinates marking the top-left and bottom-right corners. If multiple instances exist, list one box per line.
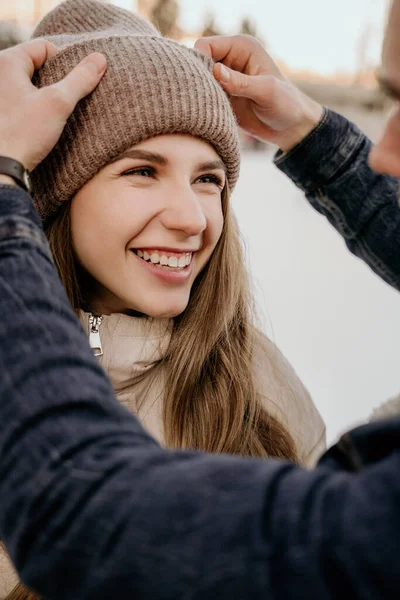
left=194, top=40, right=211, bottom=57
left=219, top=64, right=230, bottom=83
left=82, top=53, right=107, bottom=75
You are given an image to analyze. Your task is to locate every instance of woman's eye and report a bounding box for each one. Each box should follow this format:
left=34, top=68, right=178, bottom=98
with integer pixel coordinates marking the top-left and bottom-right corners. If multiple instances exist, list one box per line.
left=196, top=174, right=224, bottom=188
left=122, top=167, right=155, bottom=178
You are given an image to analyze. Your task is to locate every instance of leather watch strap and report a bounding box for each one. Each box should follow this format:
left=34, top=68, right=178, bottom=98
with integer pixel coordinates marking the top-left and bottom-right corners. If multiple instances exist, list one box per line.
left=0, top=156, right=31, bottom=193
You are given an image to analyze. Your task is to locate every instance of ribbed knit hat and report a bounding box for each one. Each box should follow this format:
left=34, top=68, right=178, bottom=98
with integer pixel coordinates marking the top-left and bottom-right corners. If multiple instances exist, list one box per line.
left=31, top=0, right=241, bottom=224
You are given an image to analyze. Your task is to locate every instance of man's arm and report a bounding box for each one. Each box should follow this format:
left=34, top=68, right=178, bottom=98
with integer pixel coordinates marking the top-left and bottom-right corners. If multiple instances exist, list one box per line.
left=0, top=185, right=399, bottom=600
left=195, top=35, right=400, bottom=291
left=275, top=108, right=400, bottom=290
left=0, top=37, right=399, bottom=600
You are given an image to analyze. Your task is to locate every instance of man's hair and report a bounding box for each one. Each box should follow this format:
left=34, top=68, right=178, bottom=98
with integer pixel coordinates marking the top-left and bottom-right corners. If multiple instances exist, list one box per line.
left=0, top=22, right=23, bottom=51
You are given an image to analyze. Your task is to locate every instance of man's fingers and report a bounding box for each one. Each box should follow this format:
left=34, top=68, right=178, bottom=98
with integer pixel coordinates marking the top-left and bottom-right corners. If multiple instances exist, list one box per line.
left=10, top=39, right=58, bottom=79
left=196, top=35, right=282, bottom=79
left=195, top=36, right=240, bottom=62
left=194, top=38, right=213, bottom=58
left=48, top=53, right=107, bottom=117
left=195, top=35, right=266, bottom=70
left=214, top=62, right=273, bottom=103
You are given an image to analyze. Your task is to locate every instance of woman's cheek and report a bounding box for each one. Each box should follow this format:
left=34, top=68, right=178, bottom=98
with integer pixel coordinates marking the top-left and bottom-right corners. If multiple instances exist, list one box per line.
left=202, top=195, right=224, bottom=244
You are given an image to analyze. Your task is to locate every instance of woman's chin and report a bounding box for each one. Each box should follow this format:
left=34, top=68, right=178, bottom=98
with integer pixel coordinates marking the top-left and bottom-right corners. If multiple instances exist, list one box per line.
left=144, top=307, right=186, bottom=319
left=92, top=290, right=190, bottom=319
left=132, top=298, right=189, bottom=319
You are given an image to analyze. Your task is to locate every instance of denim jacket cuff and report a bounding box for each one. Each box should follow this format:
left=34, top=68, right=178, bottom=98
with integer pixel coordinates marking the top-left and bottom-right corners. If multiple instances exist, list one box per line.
left=273, top=108, right=364, bottom=192
left=0, top=184, right=51, bottom=257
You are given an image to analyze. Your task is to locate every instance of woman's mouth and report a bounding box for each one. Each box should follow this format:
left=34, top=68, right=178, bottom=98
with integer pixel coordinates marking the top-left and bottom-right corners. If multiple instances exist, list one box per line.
left=131, top=248, right=193, bottom=270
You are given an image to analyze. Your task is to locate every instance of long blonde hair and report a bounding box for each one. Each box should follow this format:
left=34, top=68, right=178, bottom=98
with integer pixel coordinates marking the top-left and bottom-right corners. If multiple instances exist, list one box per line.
left=46, top=183, right=298, bottom=460
left=6, top=185, right=299, bottom=600
left=5, top=582, right=39, bottom=600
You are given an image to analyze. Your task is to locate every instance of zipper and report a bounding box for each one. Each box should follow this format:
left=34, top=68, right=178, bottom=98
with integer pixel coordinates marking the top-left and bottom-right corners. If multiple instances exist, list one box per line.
left=88, top=314, right=103, bottom=357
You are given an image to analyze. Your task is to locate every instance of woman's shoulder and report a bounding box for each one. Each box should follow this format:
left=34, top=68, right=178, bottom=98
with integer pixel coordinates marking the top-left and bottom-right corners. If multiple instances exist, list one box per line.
left=251, top=329, right=326, bottom=466
left=0, top=544, right=19, bottom=599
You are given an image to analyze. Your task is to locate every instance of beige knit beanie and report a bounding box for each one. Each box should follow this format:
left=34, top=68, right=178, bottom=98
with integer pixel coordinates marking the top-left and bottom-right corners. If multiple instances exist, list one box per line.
left=31, top=0, right=241, bottom=224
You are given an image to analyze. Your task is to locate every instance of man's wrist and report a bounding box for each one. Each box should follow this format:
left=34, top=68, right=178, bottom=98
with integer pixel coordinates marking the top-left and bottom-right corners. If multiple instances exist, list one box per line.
left=0, top=157, right=31, bottom=192
left=279, top=98, right=324, bottom=153
left=274, top=108, right=363, bottom=194
left=0, top=174, right=18, bottom=187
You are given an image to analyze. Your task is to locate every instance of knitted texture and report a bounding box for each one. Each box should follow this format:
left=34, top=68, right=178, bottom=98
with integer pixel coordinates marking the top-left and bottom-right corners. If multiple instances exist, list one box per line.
left=31, top=0, right=241, bottom=223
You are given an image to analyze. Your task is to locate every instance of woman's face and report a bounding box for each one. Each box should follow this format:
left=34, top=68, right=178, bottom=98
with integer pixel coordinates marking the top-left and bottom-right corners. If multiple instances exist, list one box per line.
left=70, top=134, right=226, bottom=318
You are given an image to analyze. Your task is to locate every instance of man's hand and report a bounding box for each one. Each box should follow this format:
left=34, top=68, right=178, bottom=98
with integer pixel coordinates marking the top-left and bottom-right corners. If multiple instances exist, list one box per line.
left=195, top=35, right=323, bottom=152
left=0, top=39, right=107, bottom=173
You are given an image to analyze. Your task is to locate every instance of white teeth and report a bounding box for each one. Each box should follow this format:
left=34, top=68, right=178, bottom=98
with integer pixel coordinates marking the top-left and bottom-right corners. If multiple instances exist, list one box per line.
left=168, top=256, right=178, bottom=267
left=135, top=249, right=193, bottom=268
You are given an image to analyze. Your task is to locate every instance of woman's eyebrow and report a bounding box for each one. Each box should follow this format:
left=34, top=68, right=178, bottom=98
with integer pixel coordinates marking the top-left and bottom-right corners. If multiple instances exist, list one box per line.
left=111, top=149, right=168, bottom=165
left=197, top=160, right=227, bottom=174
left=111, top=151, right=226, bottom=173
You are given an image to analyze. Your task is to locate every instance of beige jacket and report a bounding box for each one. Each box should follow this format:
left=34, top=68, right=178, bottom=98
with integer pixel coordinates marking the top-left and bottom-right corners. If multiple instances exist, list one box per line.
left=82, top=312, right=326, bottom=465
left=0, top=312, right=326, bottom=598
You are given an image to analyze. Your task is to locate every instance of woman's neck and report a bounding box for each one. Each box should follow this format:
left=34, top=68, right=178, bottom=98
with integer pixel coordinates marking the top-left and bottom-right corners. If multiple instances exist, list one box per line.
left=85, top=297, right=147, bottom=319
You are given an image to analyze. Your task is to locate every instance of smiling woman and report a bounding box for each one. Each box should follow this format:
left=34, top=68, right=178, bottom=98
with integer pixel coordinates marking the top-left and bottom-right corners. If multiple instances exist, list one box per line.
left=68, top=135, right=225, bottom=319
left=34, top=0, right=326, bottom=473
left=0, top=0, right=325, bottom=597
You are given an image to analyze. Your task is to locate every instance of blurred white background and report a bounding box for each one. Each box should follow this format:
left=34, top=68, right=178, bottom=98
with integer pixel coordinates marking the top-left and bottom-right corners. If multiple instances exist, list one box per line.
left=234, top=149, right=400, bottom=444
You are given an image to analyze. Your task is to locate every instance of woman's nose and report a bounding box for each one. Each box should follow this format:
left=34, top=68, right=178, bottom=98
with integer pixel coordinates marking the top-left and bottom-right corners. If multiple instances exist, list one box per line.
left=160, top=187, right=207, bottom=236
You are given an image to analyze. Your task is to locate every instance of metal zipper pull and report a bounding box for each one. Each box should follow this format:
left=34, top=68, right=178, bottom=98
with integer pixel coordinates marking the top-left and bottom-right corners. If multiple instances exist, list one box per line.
left=88, top=314, right=103, bottom=357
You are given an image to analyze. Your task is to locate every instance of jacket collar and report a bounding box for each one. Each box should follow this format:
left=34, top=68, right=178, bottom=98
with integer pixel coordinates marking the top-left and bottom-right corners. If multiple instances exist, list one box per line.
left=80, top=311, right=172, bottom=392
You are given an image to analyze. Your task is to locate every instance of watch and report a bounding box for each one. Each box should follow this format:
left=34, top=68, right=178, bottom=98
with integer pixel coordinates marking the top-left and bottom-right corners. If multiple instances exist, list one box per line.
left=0, top=156, right=31, bottom=193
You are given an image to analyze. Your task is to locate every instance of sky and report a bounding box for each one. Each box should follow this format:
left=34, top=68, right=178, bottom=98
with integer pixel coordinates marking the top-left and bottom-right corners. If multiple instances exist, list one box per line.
left=179, top=0, right=387, bottom=76
left=116, top=0, right=389, bottom=77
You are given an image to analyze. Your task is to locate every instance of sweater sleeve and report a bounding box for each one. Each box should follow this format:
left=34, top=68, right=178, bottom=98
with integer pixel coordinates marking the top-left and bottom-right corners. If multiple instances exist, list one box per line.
left=0, top=184, right=399, bottom=600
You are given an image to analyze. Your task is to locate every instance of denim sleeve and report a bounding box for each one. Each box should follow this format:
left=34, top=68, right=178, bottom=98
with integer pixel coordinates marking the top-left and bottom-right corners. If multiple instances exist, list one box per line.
left=0, top=184, right=399, bottom=599
left=274, top=109, right=400, bottom=290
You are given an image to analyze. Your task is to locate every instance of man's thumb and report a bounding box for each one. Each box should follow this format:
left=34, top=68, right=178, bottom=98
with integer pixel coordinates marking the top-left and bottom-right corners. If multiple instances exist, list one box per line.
left=214, top=62, right=264, bottom=101
left=48, top=53, right=107, bottom=119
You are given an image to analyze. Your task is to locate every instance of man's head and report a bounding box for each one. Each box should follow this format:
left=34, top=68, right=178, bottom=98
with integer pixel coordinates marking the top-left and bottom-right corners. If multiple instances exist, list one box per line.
left=369, top=0, right=400, bottom=177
